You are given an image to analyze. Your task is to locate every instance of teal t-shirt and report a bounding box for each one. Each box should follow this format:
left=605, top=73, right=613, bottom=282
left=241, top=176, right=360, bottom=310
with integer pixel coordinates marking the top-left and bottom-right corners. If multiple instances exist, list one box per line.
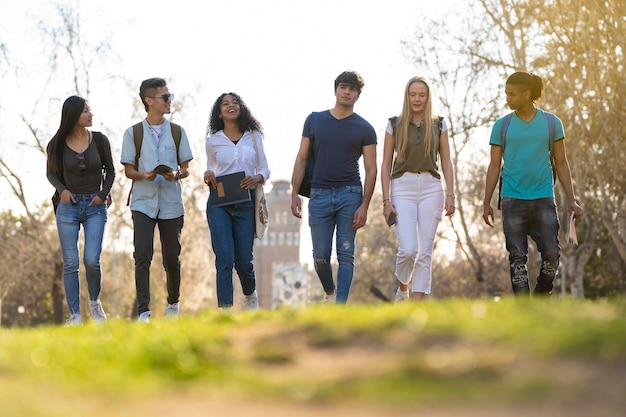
left=489, top=109, right=565, bottom=200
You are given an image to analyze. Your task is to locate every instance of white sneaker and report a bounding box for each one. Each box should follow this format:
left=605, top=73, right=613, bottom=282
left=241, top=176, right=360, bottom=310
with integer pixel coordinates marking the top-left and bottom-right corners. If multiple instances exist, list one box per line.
left=323, top=291, right=337, bottom=304
left=165, top=302, right=180, bottom=317
left=244, top=290, right=259, bottom=311
left=89, top=300, right=107, bottom=323
left=65, top=313, right=82, bottom=327
left=395, top=287, right=409, bottom=303
left=137, top=310, right=151, bottom=323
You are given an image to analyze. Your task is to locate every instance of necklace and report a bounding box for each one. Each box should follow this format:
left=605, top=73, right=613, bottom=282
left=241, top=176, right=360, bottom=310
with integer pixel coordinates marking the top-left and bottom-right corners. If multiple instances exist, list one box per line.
left=67, top=129, right=90, bottom=153
left=146, top=120, right=163, bottom=141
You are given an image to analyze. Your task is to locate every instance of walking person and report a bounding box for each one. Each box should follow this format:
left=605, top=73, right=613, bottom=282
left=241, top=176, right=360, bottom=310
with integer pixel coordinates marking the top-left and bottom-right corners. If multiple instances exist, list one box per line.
left=381, top=76, right=455, bottom=303
left=121, top=77, right=193, bottom=322
left=204, top=92, right=270, bottom=311
left=291, top=70, right=377, bottom=304
left=483, top=71, right=583, bottom=295
left=46, top=95, right=115, bottom=325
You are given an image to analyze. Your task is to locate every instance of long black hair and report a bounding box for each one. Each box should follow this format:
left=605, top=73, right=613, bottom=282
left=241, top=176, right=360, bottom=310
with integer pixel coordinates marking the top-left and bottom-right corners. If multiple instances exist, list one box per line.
left=46, top=95, right=86, bottom=175
left=207, top=92, right=263, bottom=136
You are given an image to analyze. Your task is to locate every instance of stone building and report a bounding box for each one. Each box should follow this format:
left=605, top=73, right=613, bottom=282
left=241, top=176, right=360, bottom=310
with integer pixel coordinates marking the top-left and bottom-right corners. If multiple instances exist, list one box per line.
left=254, top=179, right=310, bottom=309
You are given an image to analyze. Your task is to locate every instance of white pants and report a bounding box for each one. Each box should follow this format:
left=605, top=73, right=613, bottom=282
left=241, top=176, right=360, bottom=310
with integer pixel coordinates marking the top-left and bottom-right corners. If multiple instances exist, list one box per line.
left=391, top=172, right=444, bottom=293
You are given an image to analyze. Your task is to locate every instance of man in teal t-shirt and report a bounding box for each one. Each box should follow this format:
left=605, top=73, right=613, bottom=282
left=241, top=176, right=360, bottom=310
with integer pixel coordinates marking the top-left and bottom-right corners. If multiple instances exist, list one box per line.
left=483, top=71, right=583, bottom=296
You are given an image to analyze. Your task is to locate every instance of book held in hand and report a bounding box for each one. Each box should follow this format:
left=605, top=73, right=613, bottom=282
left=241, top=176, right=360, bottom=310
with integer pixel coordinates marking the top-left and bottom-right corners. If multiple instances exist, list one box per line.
left=154, top=164, right=173, bottom=175
left=568, top=211, right=578, bottom=245
left=209, top=171, right=251, bottom=207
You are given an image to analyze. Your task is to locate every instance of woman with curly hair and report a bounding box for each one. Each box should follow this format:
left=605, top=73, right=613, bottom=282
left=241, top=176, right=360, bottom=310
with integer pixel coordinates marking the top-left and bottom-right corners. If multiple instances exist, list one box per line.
left=203, top=92, right=270, bottom=310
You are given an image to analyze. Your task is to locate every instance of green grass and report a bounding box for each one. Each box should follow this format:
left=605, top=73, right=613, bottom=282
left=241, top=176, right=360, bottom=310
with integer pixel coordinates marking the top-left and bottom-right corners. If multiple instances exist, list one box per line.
left=1, top=298, right=625, bottom=416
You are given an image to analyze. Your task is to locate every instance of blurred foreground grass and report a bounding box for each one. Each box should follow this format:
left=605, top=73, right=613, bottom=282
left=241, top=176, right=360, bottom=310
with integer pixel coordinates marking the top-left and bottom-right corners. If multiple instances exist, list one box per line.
left=1, top=298, right=625, bottom=416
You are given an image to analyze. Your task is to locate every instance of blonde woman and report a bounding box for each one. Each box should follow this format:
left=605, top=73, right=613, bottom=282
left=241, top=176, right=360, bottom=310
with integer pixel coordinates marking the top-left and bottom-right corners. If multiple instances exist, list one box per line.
left=381, top=77, right=455, bottom=302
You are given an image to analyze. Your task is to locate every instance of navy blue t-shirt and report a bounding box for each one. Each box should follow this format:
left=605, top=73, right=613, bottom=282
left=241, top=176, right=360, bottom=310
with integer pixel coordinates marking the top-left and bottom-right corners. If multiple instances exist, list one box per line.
left=302, top=110, right=377, bottom=188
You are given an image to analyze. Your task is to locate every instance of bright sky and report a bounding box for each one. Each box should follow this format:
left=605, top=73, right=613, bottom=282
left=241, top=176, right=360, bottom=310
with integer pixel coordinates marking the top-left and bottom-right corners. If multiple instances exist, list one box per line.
left=0, top=0, right=458, bottom=213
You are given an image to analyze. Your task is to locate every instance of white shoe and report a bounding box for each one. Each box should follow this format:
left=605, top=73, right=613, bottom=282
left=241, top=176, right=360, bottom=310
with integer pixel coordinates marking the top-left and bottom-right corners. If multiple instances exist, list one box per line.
left=395, top=287, right=409, bottom=303
left=323, top=291, right=337, bottom=304
left=137, top=311, right=151, bottom=323
left=65, top=313, right=82, bottom=327
left=89, top=300, right=107, bottom=323
left=244, top=290, right=259, bottom=311
left=165, top=302, right=180, bottom=317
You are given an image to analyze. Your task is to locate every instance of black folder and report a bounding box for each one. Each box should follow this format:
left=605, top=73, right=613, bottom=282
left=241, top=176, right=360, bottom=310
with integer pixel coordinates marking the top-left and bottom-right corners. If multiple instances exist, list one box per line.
left=209, top=171, right=251, bottom=207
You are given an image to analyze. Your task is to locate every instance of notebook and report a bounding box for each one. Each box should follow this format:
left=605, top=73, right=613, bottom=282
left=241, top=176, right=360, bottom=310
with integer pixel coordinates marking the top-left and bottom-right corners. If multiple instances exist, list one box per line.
left=209, top=171, right=251, bottom=207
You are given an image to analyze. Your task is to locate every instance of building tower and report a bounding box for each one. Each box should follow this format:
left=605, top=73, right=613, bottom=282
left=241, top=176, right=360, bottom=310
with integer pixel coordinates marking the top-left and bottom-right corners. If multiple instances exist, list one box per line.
left=254, top=179, right=306, bottom=309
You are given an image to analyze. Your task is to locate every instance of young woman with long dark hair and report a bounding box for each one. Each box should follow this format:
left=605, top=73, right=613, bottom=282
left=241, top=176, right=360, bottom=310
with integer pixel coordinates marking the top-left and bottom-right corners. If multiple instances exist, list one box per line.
left=46, top=95, right=115, bottom=325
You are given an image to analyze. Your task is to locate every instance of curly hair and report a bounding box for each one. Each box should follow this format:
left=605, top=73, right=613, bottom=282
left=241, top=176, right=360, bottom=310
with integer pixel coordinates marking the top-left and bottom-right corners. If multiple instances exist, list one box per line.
left=207, top=92, right=263, bottom=135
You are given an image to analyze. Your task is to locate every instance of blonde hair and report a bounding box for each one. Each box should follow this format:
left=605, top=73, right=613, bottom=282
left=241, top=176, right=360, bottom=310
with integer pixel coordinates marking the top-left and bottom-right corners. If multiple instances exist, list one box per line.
left=394, top=77, right=437, bottom=163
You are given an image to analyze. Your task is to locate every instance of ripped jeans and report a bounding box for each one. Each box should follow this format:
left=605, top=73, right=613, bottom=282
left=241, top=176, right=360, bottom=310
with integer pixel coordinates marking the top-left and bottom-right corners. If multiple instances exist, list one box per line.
left=308, top=186, right=362, bottom=303
left=501, top=197, right=560, bottom=295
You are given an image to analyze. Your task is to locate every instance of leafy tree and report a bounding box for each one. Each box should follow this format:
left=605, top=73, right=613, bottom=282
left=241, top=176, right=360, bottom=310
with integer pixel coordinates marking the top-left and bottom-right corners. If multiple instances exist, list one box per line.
left=532, top=0, right=626, bottom=296
left=401, top=0, right=625, bottom=298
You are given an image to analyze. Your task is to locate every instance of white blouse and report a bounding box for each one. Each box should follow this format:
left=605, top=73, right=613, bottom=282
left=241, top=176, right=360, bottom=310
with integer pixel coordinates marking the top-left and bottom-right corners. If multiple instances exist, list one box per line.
left=205, top=129, right=270, bottom=182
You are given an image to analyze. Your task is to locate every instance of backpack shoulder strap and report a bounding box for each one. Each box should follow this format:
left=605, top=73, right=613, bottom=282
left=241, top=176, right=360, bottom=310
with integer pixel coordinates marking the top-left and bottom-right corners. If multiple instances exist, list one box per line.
left=544, top=112, right=556, bottom=154
left=251, top=130, right=260, bottom=171
left=544, top=112, right=557, bottom=182
left=132, top=122, right=143, bottom=169
left=170, top=122, right=182, bottom=162
left=500, top=113, right=514, bottom=153
left=388, top=116, right=399, bottom=134
left=497, top=113, right=514, bottom=211
left=309, top=112, right=320, bottom=140
left=170, top=122, right=182, bottom=147
left=93, top=132, right=105, bottom=169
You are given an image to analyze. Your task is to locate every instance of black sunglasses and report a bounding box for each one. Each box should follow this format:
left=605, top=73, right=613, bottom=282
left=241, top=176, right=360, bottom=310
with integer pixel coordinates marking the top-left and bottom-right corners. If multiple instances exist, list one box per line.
left=76, top=153, right=86, bottom=174
left=148, top=93, right=174, bottom=102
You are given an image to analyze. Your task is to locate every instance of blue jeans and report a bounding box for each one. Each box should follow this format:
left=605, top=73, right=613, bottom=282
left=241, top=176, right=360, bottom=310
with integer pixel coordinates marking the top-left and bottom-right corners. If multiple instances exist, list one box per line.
left=55, top=194, right=107, bottom=315
left=308, top=186, right=362, bottom=303
left=206, top=196, right=256, bottom=308
left=501, top=197, right=560, bottom=295
left=132, top=211, right=184, bottom=314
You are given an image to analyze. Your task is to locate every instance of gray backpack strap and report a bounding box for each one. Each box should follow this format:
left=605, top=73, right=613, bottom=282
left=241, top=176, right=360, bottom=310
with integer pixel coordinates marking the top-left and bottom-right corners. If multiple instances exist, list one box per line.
left=544, top=112, right=556, bottom=153
left=497, top=113, right=514, bottom=210
left=499, top=112, right=514, bottom=153
left=544, top=112, right=557, bottom=182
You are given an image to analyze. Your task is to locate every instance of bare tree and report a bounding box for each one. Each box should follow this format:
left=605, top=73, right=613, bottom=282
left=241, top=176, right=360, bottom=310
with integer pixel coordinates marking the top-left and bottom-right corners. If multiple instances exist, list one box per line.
left=0, top=3, right=121, bottom=324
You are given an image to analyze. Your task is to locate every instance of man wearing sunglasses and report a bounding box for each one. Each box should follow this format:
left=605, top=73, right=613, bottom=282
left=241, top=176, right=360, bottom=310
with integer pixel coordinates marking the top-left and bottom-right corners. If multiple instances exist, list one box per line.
left=121, top=77, right=194, bottom=323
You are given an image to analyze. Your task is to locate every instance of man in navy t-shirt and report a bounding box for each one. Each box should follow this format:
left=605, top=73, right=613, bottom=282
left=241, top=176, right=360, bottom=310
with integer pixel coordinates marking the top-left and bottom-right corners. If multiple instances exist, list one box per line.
left=291, top=70, right=377, bottom=304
